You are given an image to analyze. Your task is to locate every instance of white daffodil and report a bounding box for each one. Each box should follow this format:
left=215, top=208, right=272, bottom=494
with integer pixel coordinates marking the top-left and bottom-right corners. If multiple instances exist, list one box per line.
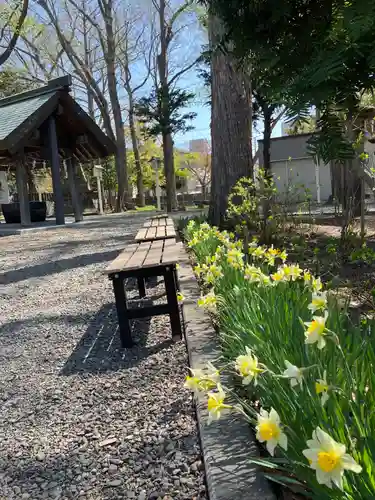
left=303, top=427, right=362, bottom=490
left=315, top=371, right=330, bottom=406
left=304, top=312, right=328, bottom=349
left=235, top=347, right=265, bottom=386
left=283, top=360, right=303, bottom=388
left=255, top=408, right=288, bottom=456
left=207, top=384, right=231, bottom=424
left=308, top=292, right=328, bottom=313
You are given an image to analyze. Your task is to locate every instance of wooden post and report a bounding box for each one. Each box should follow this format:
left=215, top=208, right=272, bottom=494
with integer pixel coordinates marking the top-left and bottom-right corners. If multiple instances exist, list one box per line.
left=15, top=156, right=31, bottom=226
left=67, top=156, right=83, bottom=222
left=47, top=115, right=65, bottom=225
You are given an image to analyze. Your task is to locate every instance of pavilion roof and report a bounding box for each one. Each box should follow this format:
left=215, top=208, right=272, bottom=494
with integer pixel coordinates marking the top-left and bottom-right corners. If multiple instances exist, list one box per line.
left=0, top=76, right=115, bottom=166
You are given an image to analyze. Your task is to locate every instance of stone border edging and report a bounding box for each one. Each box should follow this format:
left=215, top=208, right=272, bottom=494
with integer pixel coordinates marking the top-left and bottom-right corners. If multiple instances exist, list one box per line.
left=176, top=242, right=276, bottom=500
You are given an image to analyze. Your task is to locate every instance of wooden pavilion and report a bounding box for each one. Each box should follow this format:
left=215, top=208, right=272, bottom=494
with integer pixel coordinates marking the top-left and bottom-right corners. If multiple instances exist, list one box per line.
left=0, top=75, right=115, bottom=226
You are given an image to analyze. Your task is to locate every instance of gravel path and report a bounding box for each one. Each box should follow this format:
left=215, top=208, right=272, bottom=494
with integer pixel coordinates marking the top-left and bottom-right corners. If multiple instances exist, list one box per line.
left=0, top=214, right=206, bottom=500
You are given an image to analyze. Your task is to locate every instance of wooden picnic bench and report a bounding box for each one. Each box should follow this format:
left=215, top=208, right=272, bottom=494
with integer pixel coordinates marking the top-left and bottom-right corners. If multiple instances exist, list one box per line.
left=135, top=215, right=176, bottom=242
left=105, top=238, right=182, bottom=348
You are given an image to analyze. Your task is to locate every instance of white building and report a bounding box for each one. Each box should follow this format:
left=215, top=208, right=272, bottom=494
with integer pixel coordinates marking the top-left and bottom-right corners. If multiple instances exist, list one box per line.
left=258, top=133, right=331, bottom=203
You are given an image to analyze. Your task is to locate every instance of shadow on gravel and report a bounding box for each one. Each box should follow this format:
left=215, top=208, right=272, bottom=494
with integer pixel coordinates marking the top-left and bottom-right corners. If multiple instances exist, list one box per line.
left=0, top=248, right=125, bottom=286
left=60, top=295, right=173, bottom=376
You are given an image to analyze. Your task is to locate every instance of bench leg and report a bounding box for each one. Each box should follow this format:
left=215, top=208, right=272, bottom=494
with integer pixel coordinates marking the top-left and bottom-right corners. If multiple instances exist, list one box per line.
left=137, top=277, right=146, bottom=298
left=112, top=276, right=134, bottom=348
left=164, top=265, right=182, bottom=342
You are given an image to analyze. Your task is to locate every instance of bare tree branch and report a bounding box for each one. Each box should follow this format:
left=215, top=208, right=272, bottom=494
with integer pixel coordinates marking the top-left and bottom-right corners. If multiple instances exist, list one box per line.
left=0, top=0, right=29, bottom=66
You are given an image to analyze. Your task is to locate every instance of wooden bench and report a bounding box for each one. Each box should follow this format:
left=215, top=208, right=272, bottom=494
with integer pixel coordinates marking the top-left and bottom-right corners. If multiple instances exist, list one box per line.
left=135, top=216, right=176, bottom=243
left=105, top=239, right=182, bottom=348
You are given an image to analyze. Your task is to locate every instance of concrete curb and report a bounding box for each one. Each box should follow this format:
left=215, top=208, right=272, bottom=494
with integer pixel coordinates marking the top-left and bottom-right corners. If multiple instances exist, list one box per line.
left=177, top=243, right=276, bottom=500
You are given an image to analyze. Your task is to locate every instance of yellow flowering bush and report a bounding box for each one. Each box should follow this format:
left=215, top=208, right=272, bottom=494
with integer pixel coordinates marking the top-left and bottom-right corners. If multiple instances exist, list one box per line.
left=184, top=221, right=375, bottom=499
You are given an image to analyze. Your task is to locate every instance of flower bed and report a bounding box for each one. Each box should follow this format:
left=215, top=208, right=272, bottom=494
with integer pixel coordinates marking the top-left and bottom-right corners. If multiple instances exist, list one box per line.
left=183, top=220, right=375, bottom=500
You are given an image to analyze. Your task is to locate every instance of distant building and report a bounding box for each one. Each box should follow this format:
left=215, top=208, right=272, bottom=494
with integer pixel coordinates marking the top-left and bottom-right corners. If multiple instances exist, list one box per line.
left=189, top=139, right=210, bottom=155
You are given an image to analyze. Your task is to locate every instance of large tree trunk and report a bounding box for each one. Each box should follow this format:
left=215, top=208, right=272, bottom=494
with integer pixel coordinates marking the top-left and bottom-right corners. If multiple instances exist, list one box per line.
left=125, top=78, right=144, bottom=207
left=208, top=15, right=253, bottom=226
left=157, top=0, right=176, bottom=212
left=129, top=108, right=144, bottom=207
left=102, top=0, right=129, bottom=210
left=162, top=132, right=177, bottom=211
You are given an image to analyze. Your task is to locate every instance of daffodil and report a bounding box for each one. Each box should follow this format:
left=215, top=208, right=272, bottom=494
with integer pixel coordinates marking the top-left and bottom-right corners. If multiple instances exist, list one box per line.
left=283, top=264, right=302, bottom=281
left=207, top=384, right=231, bottom=424
left=235, top=347, right=265, bottom=385
left=255, top=408, right=288, bottom=456
left=311, top=276, right=323, bottom=292
left=271, top=269, right=285, bottom=282
left=244, top=265, right=263, bottom=283
left=279, top=250, right=288, bottom=263
left=303, top=270, right=312, bottom=285
left=177, top=292, right=185, bottom=303
left=227, top=248, right=244, bottom=269
left=304, top=312, right=328, bottom=349
left=184, top=363, right=220, bottom=396
left=197, top=291, right=217, bottom=311
left=315, top=371, right=330, bottom=406
left=205, top=264, right=223, bottom=284
left=303, top=427, right=362, bottom=490
left=308, top=291, right=328, bottom=313
left=252, top=246, right=267, bottom=260
left=283, top=360, right=303, bottom=388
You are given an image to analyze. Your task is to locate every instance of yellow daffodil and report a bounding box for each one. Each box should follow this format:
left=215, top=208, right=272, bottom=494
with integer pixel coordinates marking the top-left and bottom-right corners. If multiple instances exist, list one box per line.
left=271, top=269, right=285, bottom=282
left=303, top=270, right=312, bottom=285
left=244, top=265, right=262, bottom=283
left=177, top=292, right=185, bottom=303
left=197, top=291, right=217, bottom=311
left=304, top=312, right=328, bottom=349
left=184, top=363, right=220, bottom=397
left=227, top=248, right=244, bottom=269
left=256, top=408, right=288, bottom=456
left=311, top=276, right=323, bottom=292
left=303, top=427, right=362, bottom=490
left=207, top=384, right=231, bottom=424
left=282, top=264, right=302, bottom=281
left=205, top=264, right=223, bottom=284
left=308, top=291, right=328, bottom=313
left=315, top=371, right=330, bottom=406
left=184, top=375, right=203, bottom=396
left=279, top=250, right=288, bottom=263
left=283, top=360, right=303, bottom=388
left=194, top=264, right=204, bottom=276
left=235, top=347, right=265, bottom=386
left=252, top=246, right=267, bottom=260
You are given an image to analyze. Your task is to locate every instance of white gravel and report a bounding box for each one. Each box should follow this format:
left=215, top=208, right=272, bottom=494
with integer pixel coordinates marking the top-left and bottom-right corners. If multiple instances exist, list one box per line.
left=0, top=214, right=206, bottom=500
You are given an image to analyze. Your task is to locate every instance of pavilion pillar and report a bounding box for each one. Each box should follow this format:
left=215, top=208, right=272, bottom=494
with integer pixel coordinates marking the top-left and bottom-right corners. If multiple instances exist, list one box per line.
left=15, top=156, right=31, bottom=226
left=67, top=155, right=83, bottom=222
left=47, top=115, right=65, bottom=225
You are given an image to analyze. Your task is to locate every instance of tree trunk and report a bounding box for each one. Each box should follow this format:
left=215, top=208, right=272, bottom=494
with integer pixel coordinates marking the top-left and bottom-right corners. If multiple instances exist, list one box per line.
left=157, top=0, right=176, bottom=212
left=126, top=84, right=144, bottom=207
left=208, top=14, right=253, bottom=226
left=101, top=0, right=129, bottom=210
left=262, top=103, right=272, bottom=176
left=162, top=132, right=177, bottom=212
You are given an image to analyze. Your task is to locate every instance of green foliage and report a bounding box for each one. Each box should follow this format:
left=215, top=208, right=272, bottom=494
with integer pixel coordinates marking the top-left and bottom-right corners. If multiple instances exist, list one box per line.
left=0, top=68, right=32, bottom=97
left=135, top=87, right=197, bottom=138
left=349, top=245, right=375, bottom=265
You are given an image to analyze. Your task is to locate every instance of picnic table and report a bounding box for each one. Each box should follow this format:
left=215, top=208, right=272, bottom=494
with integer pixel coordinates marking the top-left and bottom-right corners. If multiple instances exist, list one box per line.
left=105, top=237, right=182, bottom=348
